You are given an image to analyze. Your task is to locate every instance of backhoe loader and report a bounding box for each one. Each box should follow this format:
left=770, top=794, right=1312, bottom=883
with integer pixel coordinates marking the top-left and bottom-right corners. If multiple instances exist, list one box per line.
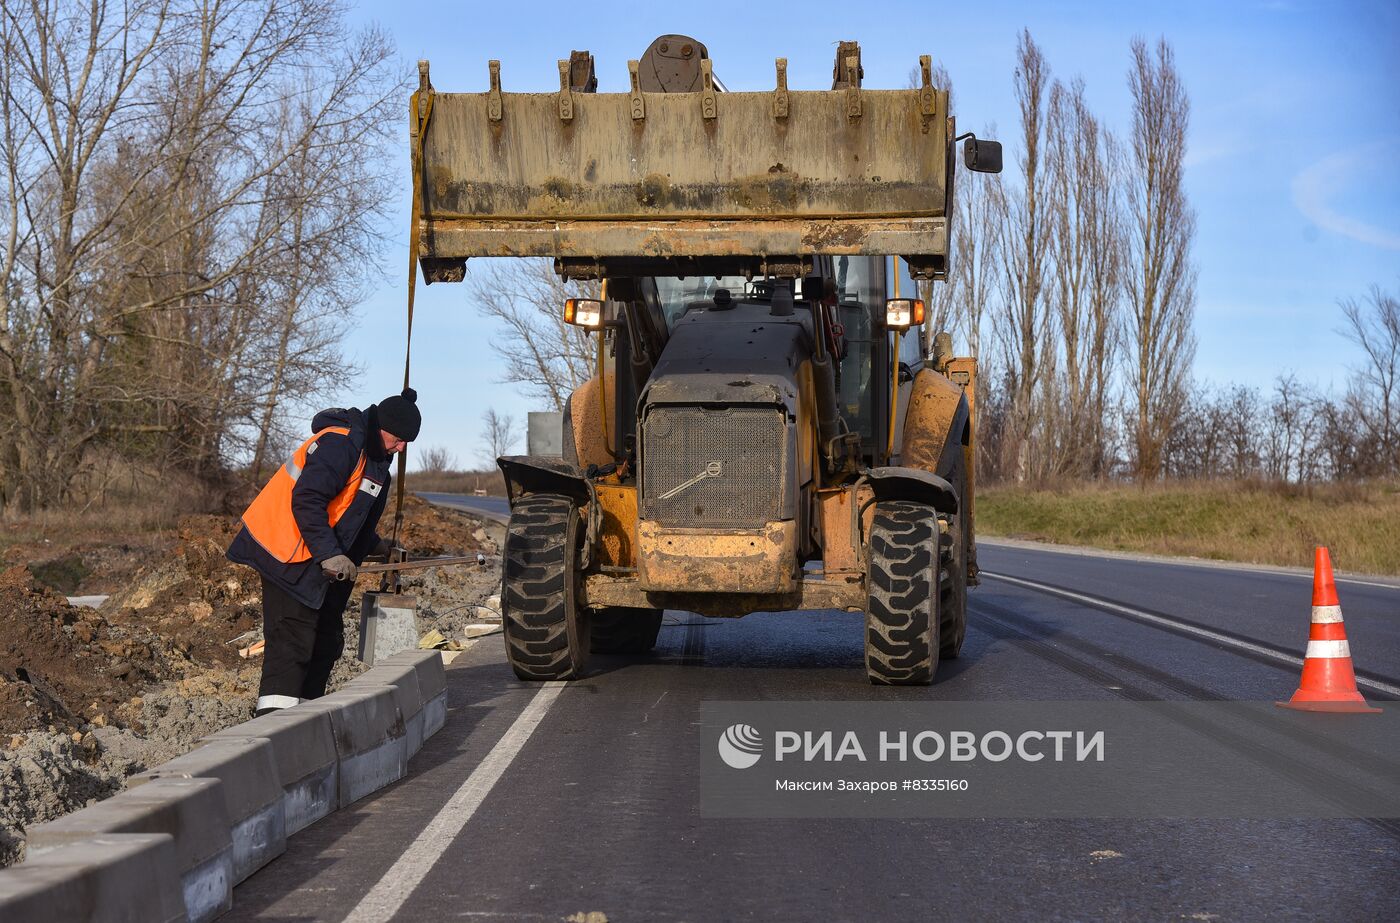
left=409, top=34, right=1002, bottom=684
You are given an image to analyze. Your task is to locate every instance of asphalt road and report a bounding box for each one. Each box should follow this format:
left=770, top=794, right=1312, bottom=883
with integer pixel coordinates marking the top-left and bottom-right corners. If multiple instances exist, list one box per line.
left=418, top=491, right=510, bottom=522
left=227, top=497, right=1400, bottom=922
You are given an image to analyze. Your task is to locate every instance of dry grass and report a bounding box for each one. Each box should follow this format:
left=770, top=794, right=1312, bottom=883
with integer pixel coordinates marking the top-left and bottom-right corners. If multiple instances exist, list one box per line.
left=977, top=480, right=1400, bottom=576
left=0, top=501, right=188, bottom=565
left=1, top=471, right=215, bottom=556
left=2, top=465, right=506, bottom=560
left=3, top=451, right=225, bottom=544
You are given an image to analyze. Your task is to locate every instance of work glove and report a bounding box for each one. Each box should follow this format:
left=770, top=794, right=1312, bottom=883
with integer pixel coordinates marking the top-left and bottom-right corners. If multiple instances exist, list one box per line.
left=321, top=554, right=357, bottom=582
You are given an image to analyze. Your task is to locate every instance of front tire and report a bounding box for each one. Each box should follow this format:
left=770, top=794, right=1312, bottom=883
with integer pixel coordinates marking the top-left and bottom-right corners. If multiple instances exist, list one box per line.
left=502, top=495, right=589, bottom=680
left=865, top=500, right=940, bottom=685
left=590, top=607, right=664, bottom=654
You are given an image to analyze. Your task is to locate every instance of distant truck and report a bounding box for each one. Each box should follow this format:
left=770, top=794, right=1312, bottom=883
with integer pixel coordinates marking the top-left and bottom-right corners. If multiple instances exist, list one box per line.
left=410, top=35, right=1001, bottom=684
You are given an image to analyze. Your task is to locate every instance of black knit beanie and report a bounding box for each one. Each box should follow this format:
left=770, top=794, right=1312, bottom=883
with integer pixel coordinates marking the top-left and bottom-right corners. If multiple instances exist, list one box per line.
left=378, top=387, right=421, bottom=441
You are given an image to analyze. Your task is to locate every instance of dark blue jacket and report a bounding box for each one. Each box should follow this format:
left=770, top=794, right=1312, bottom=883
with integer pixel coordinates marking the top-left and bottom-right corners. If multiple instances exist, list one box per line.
left=228, top=406, right=392, bottom=609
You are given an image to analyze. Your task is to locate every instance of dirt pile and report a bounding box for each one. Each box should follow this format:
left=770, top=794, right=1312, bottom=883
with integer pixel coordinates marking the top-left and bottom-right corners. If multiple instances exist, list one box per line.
left=392, top=494, right=491, bottom=556
left=335, top=497, right=503, bottom=677
left=0, top=731, right=140, bottom=867
left=3, top=532, right=172, bottom=599
left=106, top=668, right=260, bottom=767
left=0, top=513, right=265, bottom=737
left=0, top=567, right=171, bottom=735
left=0, top=496, right=503, bottom=868
left=400, top=555, right=502, bottom=637
left=103, top=515, right=262, bottom=667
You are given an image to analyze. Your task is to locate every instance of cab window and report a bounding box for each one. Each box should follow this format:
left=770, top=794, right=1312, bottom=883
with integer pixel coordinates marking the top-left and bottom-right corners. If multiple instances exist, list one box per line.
left=833, top=256, right=884, bottom=446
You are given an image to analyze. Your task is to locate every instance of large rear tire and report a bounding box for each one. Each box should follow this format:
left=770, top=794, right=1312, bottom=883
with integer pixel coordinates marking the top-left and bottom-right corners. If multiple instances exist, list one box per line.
left=502, top=495, right=589, bottom=680
left=865, top=500, right=940, bottom=685
left=590, top=607, right=664, bottom=654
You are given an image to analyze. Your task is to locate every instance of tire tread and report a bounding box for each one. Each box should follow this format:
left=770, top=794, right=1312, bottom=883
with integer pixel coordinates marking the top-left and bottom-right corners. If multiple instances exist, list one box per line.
left=865, top=500, right=939, bottom=685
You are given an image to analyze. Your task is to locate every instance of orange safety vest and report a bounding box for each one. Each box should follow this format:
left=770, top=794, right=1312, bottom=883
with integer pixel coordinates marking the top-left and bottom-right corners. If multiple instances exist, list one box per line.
left=241, top=427, right=367, bottom=564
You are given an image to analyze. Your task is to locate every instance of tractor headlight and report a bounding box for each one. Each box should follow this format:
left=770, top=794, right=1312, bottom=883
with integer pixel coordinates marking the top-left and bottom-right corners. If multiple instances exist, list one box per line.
left=885, top=298, right=925, bottom=331
left=564, top=298, right=605, bottom=329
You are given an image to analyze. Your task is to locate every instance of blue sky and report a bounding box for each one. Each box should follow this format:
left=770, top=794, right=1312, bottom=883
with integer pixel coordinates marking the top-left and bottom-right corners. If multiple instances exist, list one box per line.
left=341, top=0, right=1400, bottom=467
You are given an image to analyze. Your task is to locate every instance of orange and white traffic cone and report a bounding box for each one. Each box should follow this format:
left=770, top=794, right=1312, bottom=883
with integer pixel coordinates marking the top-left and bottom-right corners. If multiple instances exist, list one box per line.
left=1277, top=547, right=1381, bottom=714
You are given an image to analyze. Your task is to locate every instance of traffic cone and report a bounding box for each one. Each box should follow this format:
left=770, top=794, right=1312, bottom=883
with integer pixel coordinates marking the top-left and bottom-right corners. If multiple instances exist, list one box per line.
left=1276, top=547, right=1381, bottom=713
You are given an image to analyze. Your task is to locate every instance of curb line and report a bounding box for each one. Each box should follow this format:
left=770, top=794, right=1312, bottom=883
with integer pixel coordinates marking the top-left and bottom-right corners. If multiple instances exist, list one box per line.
left=0, top=650, right=447, bottom=923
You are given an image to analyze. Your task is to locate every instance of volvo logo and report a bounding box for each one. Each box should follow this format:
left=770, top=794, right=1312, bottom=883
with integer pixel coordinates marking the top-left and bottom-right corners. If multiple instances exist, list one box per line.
left=657, top=460, right=724, bottom=500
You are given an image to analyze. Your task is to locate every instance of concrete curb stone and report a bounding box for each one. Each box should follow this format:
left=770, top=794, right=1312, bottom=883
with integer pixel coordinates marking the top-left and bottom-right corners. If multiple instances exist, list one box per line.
left=379, top=650, right=449, bottom=742
left=128, top=737, right=287, bottom=884
left=350, top=664, right=424, bottom=752
left=0, top=650, right=450, bottom=921
left=382, top=649, right=446, bottom=701
left=288, top=686, right=407, bottom=807
left=0, top=833, right=185, bottom=923
left=207, top=708, right=339, bottom=836
left=25, top=777, right=234, bottom=922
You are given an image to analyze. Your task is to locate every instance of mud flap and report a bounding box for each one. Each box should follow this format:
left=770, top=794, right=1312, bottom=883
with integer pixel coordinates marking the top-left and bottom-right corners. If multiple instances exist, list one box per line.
left=497, top=455, right=593, bottom=507
left=865, top=466, right=958, bottom=515
left=497, top=455, right=599, bottom=570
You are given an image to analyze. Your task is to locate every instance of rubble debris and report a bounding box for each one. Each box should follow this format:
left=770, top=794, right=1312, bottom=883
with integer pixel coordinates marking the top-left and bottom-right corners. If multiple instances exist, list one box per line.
left=0, top=495, right=504, bottom=868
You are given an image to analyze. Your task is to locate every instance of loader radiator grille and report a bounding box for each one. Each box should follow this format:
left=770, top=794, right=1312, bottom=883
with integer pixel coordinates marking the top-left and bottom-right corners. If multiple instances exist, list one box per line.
left=642, top=406, right=787, bottom=528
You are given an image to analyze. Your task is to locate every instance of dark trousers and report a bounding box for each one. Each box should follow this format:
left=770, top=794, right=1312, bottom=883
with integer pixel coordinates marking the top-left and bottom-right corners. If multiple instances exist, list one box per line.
left=258, top=576, right=353, bottom=701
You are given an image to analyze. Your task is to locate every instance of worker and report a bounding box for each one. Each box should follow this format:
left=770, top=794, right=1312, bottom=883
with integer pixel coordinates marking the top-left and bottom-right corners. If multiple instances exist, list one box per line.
left=227, top=388, right=422, bottom=715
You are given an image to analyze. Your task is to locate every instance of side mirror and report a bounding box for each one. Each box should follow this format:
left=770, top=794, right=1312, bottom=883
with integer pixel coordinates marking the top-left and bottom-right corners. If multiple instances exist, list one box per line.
left=962, top=136, right=1003, bottom=174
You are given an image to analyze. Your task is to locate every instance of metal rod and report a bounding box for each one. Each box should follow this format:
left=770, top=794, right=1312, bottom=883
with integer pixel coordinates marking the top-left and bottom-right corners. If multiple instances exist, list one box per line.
left=356, top=555, right=483, bottom=575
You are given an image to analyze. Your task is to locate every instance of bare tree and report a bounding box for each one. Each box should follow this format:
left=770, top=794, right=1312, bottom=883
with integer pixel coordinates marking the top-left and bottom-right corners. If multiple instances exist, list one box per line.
left=1264, top=374, right=1321, bottom=481
left=245, top=67, right=398, bottom=481
left=1220, top=384, right=1263, bottom=479
left=0, top=0, right=401, bottom=511
left=469, top=259, right=599, bottom=411
left=1124, top=36, right=1197, bottom=481
left=1338, top=282, right=1400, bottom=474
left=417, top=445, right=459, bottom=474
left=1162, top=380, right=1220, bottom=479
left=1045, top=78, right=1125, bottom=477
left=992, top=30, right=1054, bottom=481
left=479, top=408, right=522, bottom=466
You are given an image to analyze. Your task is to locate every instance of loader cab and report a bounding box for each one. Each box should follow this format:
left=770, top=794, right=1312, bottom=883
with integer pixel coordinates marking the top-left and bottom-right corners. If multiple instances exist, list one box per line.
left=828, top=254, right=885, bottom=462
left=644, top=254, right=922, bottom=469
left=827, top=254, right=927, bottom=467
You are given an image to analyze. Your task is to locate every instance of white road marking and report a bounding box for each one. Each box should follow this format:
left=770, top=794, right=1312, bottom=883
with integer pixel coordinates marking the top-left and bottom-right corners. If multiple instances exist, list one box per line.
left=344, top=682, right=567, bottom=923
left=979, top=538, right=1400, bottom=591
left=981, top=571, right=1400, bottom=699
